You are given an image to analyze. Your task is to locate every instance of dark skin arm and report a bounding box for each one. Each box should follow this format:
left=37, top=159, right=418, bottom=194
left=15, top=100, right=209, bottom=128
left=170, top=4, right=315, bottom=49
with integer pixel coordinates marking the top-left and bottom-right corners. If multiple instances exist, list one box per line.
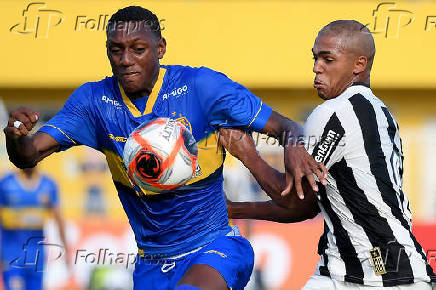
left=219, top=128, right=320, bottom=221
left=4, top=107, right=60, bottom=168
left=259, top=111, right=327, bottom=199
left=227, top=191, right=320, bottom=223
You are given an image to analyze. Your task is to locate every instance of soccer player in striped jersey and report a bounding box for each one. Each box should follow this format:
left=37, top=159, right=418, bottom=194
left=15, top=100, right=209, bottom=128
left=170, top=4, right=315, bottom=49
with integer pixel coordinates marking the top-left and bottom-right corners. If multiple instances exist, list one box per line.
left=3, top=6, right=326, bottom=290
left=224, top=20, right=436, bottom=289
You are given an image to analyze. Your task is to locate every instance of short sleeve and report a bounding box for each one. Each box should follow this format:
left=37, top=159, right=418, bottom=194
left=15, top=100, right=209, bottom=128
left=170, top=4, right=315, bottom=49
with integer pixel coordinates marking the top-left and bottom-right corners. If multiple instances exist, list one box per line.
left=38, top=83, right=98, bottom=151
left=195, top=67, right=272, bottom=131
left=305, top=104, right=345, bottom=170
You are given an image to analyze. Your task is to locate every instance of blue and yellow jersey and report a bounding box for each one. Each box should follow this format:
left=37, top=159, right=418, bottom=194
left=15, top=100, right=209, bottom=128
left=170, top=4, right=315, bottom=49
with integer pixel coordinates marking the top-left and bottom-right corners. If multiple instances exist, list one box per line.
left=0, top=172, right=58, bottom=264
left=38, top=65, right=272, bottom=256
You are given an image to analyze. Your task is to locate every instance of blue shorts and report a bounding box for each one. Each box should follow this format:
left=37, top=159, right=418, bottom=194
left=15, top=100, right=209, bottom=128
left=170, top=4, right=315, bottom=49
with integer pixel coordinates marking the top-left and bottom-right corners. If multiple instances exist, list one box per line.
left=133, top=233, right=254, bottom=290
left=2, top=267, right=42, bottom=290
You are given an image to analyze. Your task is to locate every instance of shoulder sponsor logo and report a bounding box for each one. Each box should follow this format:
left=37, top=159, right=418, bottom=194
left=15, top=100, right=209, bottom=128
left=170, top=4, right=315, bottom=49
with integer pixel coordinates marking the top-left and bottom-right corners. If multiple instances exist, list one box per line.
left=162, top=85, right=188, bottom=100
left=314, top=130, right=342, bottom=162
left=102, top=95, right=122, bottom=108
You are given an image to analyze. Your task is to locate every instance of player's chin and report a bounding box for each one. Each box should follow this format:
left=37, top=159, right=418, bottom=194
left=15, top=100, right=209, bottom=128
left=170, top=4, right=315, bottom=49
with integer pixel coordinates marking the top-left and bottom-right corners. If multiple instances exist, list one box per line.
left=121, top=82, right=142, bottom=95
left=317, top=89, right=328, bottom=100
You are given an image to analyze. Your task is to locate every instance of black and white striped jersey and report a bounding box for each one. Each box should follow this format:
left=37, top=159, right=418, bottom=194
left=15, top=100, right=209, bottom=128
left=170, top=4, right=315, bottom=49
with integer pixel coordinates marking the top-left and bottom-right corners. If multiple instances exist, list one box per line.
left=305, top=83, right=436, bottom=286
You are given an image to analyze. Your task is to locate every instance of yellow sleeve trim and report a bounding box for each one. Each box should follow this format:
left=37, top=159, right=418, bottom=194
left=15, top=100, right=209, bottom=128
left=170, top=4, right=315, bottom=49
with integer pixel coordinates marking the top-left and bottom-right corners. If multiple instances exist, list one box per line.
left=119, top=67, right=167, bottom=117
left=247, top=101, right=263, bottom=128
left=42, top=124, right=77, bottom=145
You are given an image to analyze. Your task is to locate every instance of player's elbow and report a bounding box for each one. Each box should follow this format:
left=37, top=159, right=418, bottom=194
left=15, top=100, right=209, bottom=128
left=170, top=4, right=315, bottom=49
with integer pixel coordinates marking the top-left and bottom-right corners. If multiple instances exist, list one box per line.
left=280, top=207, right=320, bottom=223
left=9, top=155, right=37, bottom=169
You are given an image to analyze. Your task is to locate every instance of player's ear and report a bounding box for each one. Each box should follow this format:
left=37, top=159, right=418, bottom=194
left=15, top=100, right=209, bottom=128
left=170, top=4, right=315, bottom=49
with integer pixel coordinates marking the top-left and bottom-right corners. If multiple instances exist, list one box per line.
left=157, top=37, right=166, bottom=59
left=353, top=55, right=367, bottom=75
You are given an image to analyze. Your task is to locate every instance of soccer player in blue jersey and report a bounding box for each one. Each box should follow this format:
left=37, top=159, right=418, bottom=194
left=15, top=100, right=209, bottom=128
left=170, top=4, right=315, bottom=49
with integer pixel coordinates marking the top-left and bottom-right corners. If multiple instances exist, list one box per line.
left=3, top=6, right=326, bottom=289
left=0, top=167, right=69, bottom=290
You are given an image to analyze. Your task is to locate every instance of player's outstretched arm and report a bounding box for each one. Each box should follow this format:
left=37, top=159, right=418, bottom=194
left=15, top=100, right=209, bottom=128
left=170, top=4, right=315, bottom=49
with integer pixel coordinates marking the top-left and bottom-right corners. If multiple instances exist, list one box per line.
left=4, top=107, right=60, bottom=168
left=227, top=187, right=320, bottom=223
left=224, top=172, right=320, bottom=222
left=219, top=128, right=319, bottom=213
left=261, top=111, right=327, bottom=199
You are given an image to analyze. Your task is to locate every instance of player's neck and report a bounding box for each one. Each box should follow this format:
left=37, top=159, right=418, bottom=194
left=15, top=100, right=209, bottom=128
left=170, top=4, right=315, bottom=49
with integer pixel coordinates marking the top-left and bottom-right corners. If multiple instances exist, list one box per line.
left=126, top=67, right=160, bottom=100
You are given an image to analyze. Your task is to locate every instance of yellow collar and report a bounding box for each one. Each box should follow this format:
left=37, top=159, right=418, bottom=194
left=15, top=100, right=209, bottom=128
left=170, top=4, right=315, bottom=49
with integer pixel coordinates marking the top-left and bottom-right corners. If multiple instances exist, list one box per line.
left=119, top=67, right=167, bottom=117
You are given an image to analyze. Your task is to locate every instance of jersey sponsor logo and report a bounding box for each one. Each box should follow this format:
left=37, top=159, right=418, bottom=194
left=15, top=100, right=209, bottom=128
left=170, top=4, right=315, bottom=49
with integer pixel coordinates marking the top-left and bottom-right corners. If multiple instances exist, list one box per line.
left=192, top=164, right=202, bottom=178
left=314, top=130, right=342, bottom=162
left=102, top=95, right=122, bottom=108
left=108, top=134, right=127, bottom=142
left=162, top=85, right=188, bottom=100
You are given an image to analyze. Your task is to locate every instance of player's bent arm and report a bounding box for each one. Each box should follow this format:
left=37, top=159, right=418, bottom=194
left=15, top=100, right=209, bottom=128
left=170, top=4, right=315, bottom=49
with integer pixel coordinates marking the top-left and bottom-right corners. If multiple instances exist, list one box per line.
left=4, top=107, right=60, bottom=168
left=227, top=187, right=320, bottom=223
left=220, top=128, right=299, bottom=208
left=261, top=111, right=327, bottom=198
left=5, top=132, right=60, bottom=168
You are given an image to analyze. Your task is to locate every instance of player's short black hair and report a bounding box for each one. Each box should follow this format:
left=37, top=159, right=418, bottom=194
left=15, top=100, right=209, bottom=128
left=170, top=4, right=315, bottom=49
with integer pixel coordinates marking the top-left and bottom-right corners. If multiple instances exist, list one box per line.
left=107, top=6, right=162, bottom=39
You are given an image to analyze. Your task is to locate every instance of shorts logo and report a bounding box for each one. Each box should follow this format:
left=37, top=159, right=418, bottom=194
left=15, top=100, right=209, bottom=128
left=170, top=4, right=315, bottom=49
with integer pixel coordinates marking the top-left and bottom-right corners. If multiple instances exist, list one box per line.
left=162, top=85, right=188, bottom=100
left=314, top=130, right=342, bottom=163
left=204, top=250, right=227, bottom=258
left=369, top=247, right=387, bottom=275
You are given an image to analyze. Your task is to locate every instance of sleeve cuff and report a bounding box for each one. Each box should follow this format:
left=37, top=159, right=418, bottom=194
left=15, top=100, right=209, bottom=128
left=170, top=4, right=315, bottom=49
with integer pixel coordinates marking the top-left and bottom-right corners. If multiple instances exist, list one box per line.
left=38, top=125, right=76, bottom=151
left=247, top=102, right=272, bottom=131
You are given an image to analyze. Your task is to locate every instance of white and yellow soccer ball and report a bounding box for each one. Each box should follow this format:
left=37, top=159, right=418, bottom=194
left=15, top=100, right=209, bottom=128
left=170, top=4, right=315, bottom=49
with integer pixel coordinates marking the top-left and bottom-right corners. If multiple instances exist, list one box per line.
left=123, top=117, right=198, bottom=193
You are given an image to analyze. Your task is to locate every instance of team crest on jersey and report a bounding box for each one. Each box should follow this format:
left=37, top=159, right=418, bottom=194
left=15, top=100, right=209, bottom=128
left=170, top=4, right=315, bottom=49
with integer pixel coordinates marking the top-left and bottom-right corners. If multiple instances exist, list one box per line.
left=175, top=116, right=192, bottom=132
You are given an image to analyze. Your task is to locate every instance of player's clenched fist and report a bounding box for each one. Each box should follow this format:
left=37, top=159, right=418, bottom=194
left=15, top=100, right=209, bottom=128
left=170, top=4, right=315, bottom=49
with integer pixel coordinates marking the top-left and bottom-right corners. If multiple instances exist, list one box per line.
left=4, top=107, right=40, bottom=139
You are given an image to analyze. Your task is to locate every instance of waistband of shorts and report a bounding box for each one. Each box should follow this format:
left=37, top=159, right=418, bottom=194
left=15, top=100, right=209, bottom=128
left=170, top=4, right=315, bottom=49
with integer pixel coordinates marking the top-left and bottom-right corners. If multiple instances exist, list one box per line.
left=138, top=225, right=241, bottom=260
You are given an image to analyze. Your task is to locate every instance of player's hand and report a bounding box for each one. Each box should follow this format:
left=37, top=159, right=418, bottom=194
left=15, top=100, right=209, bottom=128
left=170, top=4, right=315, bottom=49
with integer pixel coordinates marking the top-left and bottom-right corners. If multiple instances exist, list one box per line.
left=282, top=144, right=327, bottom=199
left=4, top=107, right=40, bottom=140
left=218, top=128, right=257, bottom=163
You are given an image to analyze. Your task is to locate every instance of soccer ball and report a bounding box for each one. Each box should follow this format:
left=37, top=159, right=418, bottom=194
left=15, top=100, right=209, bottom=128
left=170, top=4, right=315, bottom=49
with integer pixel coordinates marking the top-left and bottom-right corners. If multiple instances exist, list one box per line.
left=123, top=117, right=198, bottom=193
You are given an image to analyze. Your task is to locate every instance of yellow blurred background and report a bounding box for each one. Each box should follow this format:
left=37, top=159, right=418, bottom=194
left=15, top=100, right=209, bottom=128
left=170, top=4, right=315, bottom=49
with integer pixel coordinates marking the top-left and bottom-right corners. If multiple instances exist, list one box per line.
left=1, top=0, right=436, bottom=289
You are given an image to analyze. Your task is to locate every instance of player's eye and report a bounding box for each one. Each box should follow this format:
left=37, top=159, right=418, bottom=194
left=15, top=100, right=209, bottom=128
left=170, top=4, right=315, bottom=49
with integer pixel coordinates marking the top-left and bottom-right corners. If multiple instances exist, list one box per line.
left=110, top=47, right=121, bottom=54
left=134, top=47, right=145, bottom=53
left=325, top=57, right=334, bottom=63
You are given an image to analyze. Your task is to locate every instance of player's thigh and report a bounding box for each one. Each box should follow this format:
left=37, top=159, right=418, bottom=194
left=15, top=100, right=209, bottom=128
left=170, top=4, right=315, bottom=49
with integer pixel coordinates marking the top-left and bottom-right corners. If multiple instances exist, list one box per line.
left=177, top=264, right=227, bottom=290
left=178, top=235, right=254, bottom=290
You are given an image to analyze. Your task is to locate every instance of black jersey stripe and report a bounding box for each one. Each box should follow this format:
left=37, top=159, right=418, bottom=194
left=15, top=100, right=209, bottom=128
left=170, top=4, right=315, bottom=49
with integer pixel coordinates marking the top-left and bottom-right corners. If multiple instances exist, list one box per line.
left=350, top=94, right=414, bottom=286
left=381, top=107, right=406, bottom=210
left=381, top=108, right=436, bottom=282
left=318, top=221, right=331, bottom=277
left=318, top=185, right=364, bottom=284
